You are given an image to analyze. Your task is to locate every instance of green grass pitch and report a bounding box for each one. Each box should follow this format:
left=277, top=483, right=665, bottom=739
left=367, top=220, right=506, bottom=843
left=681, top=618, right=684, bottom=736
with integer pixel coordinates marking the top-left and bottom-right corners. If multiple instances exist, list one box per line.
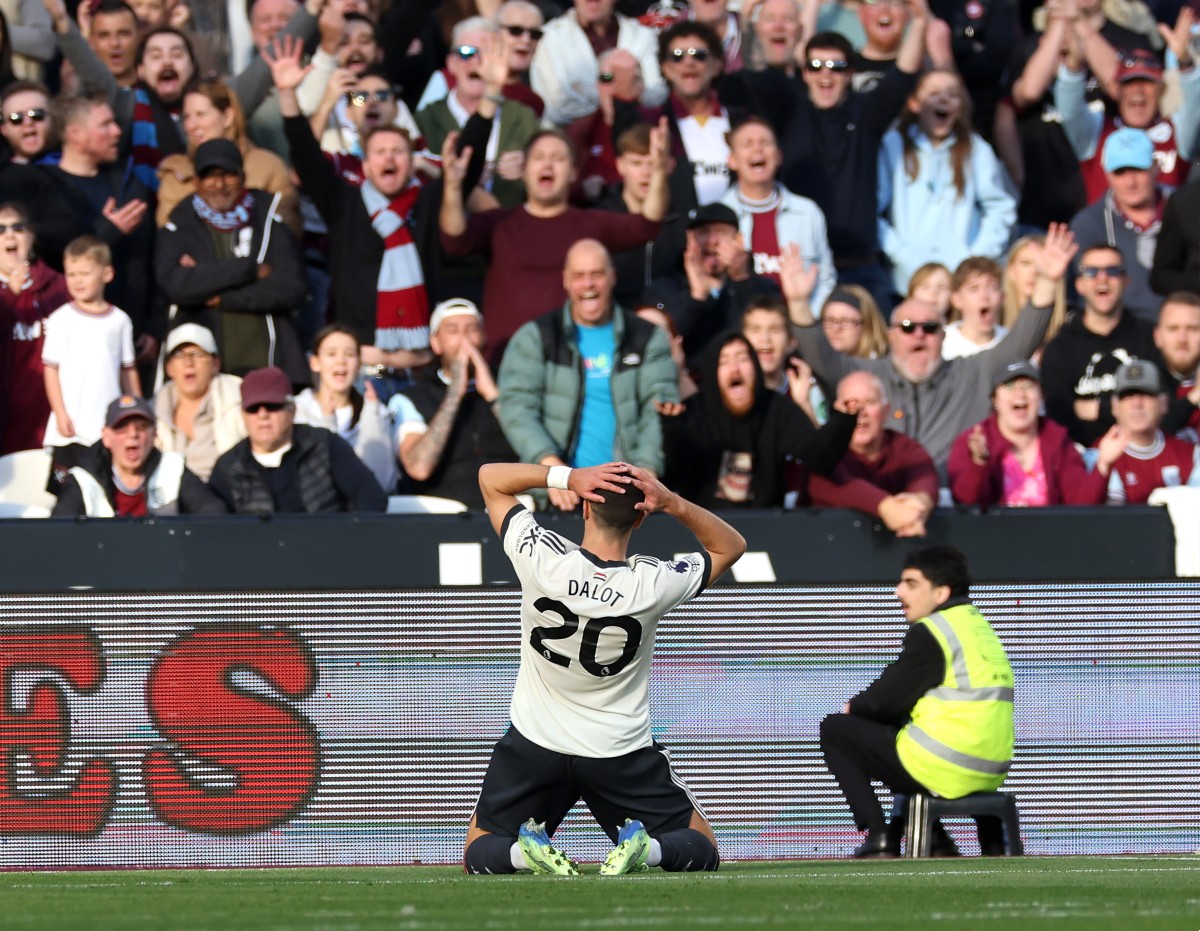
left=1, top=857, right=1197, bottom=931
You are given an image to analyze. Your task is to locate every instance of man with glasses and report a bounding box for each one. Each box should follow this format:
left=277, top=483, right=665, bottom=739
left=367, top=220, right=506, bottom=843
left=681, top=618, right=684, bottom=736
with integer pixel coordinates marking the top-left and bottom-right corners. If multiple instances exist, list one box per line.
left=0, top=82, right=52, bottom=165
left=208, top=365, right=386, bottom=513
left=495, top=0, right=547, bottom=117
left=1041, top=243, right=1165, bottom=447
left=530, top=0, right=666, bottom=126
left=785, top=225, right=1080, bottom=474
left=612, top=20, right=733, bottom=209
left=777, top=19, right=926, bottom=315
left=417, top=18, right=539, bottom=210
left=1069, top=128, right=1166, bottom=322
left=153, top=323, right=247, bottom=482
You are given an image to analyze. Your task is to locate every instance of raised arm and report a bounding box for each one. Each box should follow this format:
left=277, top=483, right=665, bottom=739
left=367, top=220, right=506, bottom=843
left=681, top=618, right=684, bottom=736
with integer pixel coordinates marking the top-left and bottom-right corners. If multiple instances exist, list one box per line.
left=627, top=465, right=746, bottom=587
left=479, top=461, right=633, bottom=536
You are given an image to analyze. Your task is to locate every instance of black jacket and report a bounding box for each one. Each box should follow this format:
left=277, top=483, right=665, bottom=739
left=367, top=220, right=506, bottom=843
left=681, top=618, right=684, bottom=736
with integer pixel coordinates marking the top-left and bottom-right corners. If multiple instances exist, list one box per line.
left=208, top=424, right=387, bottom=514
left=777, top=66, right=915, bottom=261
left=644, top=271, right=781, bottom=364
left=1039, top=309, right=1164, bottom=446
left=156, top=189, right=308, bottom=384
left=661, top=332, right=856, bottom=509
left=52, top=442, right=226, bottom=517
left=40, top=159, right=159, bottom=337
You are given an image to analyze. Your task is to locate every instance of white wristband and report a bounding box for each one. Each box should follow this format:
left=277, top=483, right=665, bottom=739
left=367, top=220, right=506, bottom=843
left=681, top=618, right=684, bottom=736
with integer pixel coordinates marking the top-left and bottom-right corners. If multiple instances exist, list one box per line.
left=546, top=465, right=573, bottom=490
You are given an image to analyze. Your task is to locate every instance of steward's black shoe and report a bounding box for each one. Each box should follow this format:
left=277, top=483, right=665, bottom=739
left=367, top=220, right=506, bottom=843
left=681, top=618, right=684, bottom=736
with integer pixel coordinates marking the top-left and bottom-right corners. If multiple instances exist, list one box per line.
left=852, top=830, right=897, bottom=859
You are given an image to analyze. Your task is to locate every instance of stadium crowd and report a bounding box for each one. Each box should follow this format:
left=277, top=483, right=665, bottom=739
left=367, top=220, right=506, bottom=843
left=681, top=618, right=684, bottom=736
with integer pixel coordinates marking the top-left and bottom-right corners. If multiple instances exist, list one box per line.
left=0, top=0, right=1198, bottom=518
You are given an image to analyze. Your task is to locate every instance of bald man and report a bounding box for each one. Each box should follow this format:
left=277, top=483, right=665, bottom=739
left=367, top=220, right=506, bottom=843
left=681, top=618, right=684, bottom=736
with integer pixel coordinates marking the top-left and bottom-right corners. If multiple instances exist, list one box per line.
left=496, top=239, right=680, bottom=510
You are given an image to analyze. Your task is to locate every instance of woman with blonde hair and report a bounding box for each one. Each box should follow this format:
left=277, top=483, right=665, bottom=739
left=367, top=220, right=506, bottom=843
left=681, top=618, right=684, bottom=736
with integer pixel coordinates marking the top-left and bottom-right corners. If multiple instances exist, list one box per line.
left=156, top=79, right=301, bottom=235
left=820, top=285, right=889, bottom=359
left=1002, top=234, right=1067, bottom=348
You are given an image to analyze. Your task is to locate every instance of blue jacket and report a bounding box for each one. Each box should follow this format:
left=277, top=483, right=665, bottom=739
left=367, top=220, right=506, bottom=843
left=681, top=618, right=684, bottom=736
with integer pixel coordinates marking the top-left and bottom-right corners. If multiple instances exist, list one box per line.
left=878, top=126, right=1016, bottom=295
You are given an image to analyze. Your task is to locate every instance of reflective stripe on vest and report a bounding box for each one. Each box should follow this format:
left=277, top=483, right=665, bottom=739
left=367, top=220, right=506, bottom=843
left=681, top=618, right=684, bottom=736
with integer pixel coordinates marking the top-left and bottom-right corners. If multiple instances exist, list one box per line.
left=904, top=724, right=1012, bottom=776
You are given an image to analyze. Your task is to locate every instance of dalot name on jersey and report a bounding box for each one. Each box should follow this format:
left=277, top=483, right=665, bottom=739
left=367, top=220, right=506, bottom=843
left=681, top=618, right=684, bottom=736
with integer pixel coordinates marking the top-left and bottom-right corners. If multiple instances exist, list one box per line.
left=567, top=577, right=626, bottom=606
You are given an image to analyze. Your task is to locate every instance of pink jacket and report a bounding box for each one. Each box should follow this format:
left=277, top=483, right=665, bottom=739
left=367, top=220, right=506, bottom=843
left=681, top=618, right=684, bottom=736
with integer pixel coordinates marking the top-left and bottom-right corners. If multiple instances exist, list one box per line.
left=948, top=414, right=1107, bottom=510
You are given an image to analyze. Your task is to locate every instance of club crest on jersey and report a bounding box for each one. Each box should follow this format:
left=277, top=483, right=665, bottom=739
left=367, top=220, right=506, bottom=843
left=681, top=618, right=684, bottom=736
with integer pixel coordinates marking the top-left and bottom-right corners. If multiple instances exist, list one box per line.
left=671, top=560, right=690, bottom=573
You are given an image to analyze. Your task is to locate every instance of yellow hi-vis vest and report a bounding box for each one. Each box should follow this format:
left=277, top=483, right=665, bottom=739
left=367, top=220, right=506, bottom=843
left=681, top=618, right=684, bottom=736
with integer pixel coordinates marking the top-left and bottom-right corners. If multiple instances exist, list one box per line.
left=895, top=602, right=1014, bottom=799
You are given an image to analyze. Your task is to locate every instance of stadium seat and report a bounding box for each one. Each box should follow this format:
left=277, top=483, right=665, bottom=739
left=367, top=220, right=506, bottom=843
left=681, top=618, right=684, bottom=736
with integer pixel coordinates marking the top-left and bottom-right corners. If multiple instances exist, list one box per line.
left=386, top=495, right=469, bottom=514
left=0, top=502, right=50, bottom=518
left=904, top=791, right=1024, bottom=858
left=0, top=449, right=56, bottom=511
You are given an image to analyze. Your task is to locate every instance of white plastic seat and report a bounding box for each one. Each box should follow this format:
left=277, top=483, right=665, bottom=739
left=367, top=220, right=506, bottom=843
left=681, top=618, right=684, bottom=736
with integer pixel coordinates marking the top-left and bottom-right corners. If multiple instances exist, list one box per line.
left=386, top=495, right=469, bottom=514
left=0, top=501, right=49, bottom=518
left=0, top=449, right=56, bottom=510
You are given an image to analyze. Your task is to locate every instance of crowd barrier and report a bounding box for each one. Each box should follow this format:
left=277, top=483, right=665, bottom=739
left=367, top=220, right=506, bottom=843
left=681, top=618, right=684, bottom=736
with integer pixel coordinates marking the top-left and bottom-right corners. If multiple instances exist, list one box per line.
left=0, top=509, right=1194, bottom=868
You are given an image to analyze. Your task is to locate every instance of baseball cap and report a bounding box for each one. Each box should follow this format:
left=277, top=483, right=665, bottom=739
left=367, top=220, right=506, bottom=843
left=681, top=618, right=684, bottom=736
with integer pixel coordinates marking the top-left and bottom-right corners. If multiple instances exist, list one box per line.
left=429, top=297, right=482, bottom=335
left=687, top=202, right=739, bottom=230
left=165, top=322, right=218, bottom=356
left=1102, top=128, right=1155, bottom=172
left=194, top=138, right=243, bottom=176
left=992, top=359, right=1041, bottom=393
left=1114, top=360, right=1161, bottom=396
left=1115, top=49, right=1163, bottom=84
left=105, top=395, right=154, bottom=429
left=240, top=366, right=293, bottom=410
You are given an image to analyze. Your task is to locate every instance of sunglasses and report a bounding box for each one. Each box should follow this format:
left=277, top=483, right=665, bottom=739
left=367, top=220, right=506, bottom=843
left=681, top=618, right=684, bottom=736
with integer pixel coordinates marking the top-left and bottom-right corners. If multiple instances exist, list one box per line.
left=501, top=24, right=543, bottom=41
left=1078, top=265, right=1125, bottom=279
left=345, top=89, right=394, bottom=106
left=893, top=320, right=943, bottom=335
left=0, top=222, right=27, bottom=234
left=169, top=348, right=211, bottom=362
left=245, top=402, right=286, bottom=414
left=454, top=44, right=480, bottom=60
left=6, top=107, right=46, bottom=125
left=807, top=58, right=850, bottom=72
left=669, top=47, right=710, bottom=62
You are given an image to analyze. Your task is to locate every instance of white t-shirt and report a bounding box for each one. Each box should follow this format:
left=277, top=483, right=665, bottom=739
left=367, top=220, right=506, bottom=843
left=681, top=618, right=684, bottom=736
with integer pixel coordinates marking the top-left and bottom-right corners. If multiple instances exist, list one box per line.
left=941, top=320, right=1008, bottom=360
left=677, top=110, right=732, bottom=206
left=502, top=505, right=710, bottom=758
left=41, top=302, right=135, bottom=447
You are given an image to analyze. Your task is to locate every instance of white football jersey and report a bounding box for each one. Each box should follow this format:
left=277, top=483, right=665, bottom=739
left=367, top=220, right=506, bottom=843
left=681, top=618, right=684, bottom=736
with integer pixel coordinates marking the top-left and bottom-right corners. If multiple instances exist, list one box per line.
left=502, top=505, right=710, bottom=758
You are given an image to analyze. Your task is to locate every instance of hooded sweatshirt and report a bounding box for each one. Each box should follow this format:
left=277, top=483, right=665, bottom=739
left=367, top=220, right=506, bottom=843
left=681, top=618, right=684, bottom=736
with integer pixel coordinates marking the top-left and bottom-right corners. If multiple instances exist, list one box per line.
left=661, top=332, right=856, bottom=509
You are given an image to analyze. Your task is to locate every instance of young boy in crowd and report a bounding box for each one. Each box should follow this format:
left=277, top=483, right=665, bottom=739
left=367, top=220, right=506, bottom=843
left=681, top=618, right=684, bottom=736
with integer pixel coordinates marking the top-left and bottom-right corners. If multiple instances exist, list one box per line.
left=42, top=236, right=140, bottom=492
left=943, top=257, right=1007, bottom=360
left=741, top=296, right=826, bottom=425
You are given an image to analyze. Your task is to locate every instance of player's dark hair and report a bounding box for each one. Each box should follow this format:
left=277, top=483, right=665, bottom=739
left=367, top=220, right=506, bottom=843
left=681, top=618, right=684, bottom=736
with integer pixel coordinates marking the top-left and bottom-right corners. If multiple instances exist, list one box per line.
left=902, top=546, right=971, bottom=599
left=589, top=482, right=646, bottom=533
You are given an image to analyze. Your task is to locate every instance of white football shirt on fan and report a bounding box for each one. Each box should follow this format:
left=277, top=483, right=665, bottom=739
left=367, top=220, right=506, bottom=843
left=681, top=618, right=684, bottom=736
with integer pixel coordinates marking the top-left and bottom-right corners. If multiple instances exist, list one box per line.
left=501, top=505, right=710, bottom=758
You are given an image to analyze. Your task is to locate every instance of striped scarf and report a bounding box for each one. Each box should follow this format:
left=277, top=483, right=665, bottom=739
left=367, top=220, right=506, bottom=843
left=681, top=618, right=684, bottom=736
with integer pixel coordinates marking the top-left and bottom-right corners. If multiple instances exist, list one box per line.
left=130, top=87, right=162, bottom=192
left=361, top=179, right=429, bottom=351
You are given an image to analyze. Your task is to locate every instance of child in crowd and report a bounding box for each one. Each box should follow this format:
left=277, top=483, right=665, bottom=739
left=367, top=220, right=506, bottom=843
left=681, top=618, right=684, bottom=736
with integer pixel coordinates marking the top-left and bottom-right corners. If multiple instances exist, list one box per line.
left=42, top=236, right=139, bottom=492
left=879, top=69, right=1016, bottom=299
left=293, top=324, right=399, bottom=494
left=0, top=203, right=67, bottom=454
left=820, top=286, right=889, bottom=359
left=942, top=257, right=1008, bottom=359
left=907, top=262, right=952, bottom=318
left=741, top=296, right=826, bottom=424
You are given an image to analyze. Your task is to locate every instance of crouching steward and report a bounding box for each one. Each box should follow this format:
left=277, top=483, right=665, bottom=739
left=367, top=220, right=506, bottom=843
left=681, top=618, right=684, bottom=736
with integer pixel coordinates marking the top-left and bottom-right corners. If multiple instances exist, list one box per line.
left=52, top=396, right=227, bottom=517
left=464, top=461, right=745, bottom=875
left=207, top=367, right=387, bottom=514
left=820, top=545, right=1014, bottom=857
